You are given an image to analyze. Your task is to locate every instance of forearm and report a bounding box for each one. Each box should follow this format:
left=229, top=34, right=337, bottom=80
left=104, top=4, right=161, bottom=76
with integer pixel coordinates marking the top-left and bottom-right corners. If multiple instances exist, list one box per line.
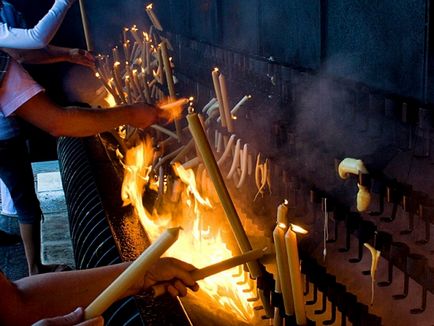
left=2, top=46, right=67, bottom=64
left=9, top=263, right=132, bottom=326
left=3, top=46, right=95, bottom=69
left=15, top=93, right=158, bottom=138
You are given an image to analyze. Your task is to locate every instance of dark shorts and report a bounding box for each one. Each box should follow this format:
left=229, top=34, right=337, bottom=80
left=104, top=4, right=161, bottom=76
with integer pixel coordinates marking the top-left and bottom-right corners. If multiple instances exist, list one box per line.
left=0, top=136, right=42, bottom=224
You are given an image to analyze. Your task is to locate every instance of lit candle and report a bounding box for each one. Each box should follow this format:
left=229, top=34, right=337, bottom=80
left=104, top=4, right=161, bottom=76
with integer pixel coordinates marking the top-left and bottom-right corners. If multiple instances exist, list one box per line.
left=123, top=41, right=130, bottom=64
left=130, top=25, right=141, bottom=44
left=84, top=227, right=181, bottom=320
left=95, top=71, right=120, bottom=105
left=145, top=3, right=163, bottom=31
left=187, top=107, right=261, bottom=278
left=218, top=73, right=234, bottom=132
left=112, top=47, right=120, bottom=64
left=285, top=224, right=307, bottom=325
left=211, top=68, right=227, bottom=128
left=231, top=95, right=252, bottom=117
left=273, top=223, right=294, bottom=317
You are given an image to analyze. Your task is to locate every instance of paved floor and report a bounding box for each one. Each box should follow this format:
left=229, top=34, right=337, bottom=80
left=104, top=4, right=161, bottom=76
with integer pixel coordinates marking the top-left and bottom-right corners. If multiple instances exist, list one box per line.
left=0, top=160, right=74, bottom=280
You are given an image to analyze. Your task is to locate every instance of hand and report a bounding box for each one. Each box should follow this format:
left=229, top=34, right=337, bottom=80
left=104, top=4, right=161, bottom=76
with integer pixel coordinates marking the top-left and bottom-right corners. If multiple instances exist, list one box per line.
left=32, top=307, right=103, bottom=326
left=140, top=257, right=199, bottom=298
left=68, top=49, right=96, bottom=69
left=128, top=103, right=159, bottom=129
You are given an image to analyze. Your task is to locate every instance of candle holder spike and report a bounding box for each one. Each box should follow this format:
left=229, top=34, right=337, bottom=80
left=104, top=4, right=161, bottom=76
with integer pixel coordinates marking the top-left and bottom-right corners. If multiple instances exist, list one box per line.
left=349, top=220, right=376, bottom=263
left=407, top=254, right=428, bottom=314
left=415, top=202, right=434, bottom=245
left=380, top=182, right=401, bottom=223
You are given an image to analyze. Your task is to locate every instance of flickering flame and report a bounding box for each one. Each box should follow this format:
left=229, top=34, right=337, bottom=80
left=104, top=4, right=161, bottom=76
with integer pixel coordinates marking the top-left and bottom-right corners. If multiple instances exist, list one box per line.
left=290, top=223, right=308, bottom=235
left=157, top=97, right=189, bottom=122
left=120, top=140, right=257, bottom=322
left=104, top=92, right=117, bottom=108
left=146, top=3, right=153, bottom=10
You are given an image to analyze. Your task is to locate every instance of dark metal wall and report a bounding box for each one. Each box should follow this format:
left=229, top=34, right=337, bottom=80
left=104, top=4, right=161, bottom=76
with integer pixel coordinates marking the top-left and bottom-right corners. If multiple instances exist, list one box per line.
left=152, top=0, right=430, bottom=102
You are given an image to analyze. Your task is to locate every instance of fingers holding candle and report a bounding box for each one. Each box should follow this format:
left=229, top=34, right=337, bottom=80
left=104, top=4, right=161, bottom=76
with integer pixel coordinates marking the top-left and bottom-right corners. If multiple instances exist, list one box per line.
left=141, top=257, right=200, bottom=296
left=151, top=248, right=267, bottom=298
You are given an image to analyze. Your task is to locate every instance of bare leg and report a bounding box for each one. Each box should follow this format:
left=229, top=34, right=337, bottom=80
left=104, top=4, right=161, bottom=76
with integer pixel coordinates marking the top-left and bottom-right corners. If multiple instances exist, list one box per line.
left=19, top=222, right=42, bottom=275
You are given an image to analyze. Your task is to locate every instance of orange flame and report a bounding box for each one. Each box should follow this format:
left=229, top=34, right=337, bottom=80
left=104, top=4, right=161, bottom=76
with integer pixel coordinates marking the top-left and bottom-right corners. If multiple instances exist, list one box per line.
left=120, top=140, right=258, bottom=322
left=157, top=98, right=189, bottom=122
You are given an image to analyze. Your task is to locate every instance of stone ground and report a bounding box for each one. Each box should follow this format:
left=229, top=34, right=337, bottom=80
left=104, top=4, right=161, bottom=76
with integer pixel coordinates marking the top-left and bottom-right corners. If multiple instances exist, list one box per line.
left=0, top=160, right=74, bottom=280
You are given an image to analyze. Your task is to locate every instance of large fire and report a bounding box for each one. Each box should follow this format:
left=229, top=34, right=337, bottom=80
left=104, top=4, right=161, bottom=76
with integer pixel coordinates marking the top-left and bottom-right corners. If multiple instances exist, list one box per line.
left=121, top=139, right=259, bottom=324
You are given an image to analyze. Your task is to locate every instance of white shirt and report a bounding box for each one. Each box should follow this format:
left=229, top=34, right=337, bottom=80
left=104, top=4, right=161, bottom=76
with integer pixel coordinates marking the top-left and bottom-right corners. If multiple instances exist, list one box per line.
left=0, top=0, right=74, bottom=49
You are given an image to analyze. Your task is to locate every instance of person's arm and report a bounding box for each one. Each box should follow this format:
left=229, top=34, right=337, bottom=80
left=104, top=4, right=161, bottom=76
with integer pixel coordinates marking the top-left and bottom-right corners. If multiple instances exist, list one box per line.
left=32, top=307, right=104, bottom=326
left=1, top=258, right=198, bottom=326
left=0, top=0, right=75, bottom=49
left=3, top=46, right=95, bottom=68
left=15, top=92, right=158, bottom=138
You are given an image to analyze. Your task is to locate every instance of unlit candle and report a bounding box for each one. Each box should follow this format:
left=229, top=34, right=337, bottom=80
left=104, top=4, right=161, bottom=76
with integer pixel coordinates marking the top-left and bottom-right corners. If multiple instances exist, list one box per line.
left=84, top=227, right=180, bottom=320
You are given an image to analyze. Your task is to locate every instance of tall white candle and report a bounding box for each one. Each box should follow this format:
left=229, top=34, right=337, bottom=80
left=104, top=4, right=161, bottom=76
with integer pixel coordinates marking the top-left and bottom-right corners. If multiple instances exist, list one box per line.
left=145, top=4, right=163, bottom=31
left=84, top=227, right=180, bottom=320
left=218, top=73, right=234, bottom=132
left=211, top=68, right=227, bottom=128
left=273, top=201, right=294, bottom=317
left=285, top=225, right=307, bottom=325
left=231, top=95, right=251, bottom=117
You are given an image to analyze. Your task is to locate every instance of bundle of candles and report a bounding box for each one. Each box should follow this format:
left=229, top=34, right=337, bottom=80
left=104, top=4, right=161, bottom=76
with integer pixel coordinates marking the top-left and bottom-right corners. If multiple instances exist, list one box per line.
left=93, top=4, right=182, bottom=144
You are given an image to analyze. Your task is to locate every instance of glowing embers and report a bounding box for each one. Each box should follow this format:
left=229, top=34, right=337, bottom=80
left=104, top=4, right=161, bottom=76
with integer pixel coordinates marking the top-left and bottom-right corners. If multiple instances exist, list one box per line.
left=119, top=141, right=258, bottom=323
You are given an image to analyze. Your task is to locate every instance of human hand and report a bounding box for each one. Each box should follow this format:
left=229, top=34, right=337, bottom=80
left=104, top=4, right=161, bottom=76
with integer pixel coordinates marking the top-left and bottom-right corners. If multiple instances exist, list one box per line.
left=127, top=103, right=159, bottom=129
left=32, top=307, right=103, bottom=326
left=68, top=48, right=96, bottom=69
left=140, top=257, right=199, bottom=298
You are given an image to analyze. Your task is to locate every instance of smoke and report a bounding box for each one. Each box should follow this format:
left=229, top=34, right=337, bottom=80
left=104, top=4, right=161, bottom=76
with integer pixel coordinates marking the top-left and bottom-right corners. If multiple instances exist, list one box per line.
left=294, top=60, right=397, bottom=170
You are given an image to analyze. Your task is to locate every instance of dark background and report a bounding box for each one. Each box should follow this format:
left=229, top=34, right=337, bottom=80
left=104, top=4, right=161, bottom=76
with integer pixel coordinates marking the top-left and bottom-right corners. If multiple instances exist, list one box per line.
left=12, top=0, right=432, bottom=102
left=8, top=0, right=434, bottom=160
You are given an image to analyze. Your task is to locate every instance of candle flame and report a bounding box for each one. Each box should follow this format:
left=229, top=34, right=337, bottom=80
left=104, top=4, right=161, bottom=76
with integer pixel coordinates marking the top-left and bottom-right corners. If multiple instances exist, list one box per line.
left=278, top=222, right=287, bottom=229
left=146, top=3, right=153, bottom=10
left=290, top=224, right=308, bottom=235
left=120, top=141, right=259, bottom=322
left=157, top=98, right=189, bottom=122
left=104, top=92, right=117, bottom=108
